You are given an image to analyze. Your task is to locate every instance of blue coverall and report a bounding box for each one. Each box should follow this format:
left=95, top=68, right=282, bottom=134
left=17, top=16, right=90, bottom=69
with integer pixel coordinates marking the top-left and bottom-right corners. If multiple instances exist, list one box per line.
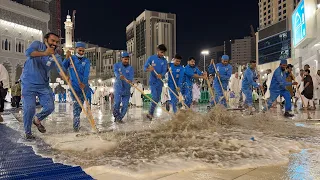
left=21, top=41, right=65, bottom=135
left=267, top=66, right=292, bottom=112
left=62, top=55, right=90, bottom=130
left=113, top=62, right=134, bottom=120
left=86, top=87, right=94, bottom=106
left=168, top=63, right=184, bottom=113
left=143, top=55, right=168, bottom=116
left=208, top=63, right=232, bottom=107
left=182, top=65, right=202, bottom=108
left=241, top=67, right=259, bottom=107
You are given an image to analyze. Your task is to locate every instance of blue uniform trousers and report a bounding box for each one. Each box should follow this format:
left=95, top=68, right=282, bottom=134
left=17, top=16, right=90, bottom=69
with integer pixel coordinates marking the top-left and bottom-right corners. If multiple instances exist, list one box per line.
left=22, top=86, right=54, bottom=134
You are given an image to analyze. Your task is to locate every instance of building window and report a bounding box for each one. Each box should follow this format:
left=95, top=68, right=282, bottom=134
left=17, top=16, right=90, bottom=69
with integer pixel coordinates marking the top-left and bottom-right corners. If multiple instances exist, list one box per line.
left=268, top=10, right=271, bottom=13
left=1, top=38, right=12, bottom=51
left=283, top=15, right=286, bottom=19
left=283, top=9, right=286, bottom=14
left=279, top=18, right=282, bottom=21
left=279, top=12, right=282, bottom=16
left=15, top=39, right=25, bottom=53
left=279, top=6, right=282, bottom=10
left=283, top=3, right=286, bottom=7
left=268, top=15, right=271, bottom=19
left=264, top=7, right=266, bottom=10
left=268, top=5, right=271, bottom=8
left=268, top=21, right=271, bottom=24
left=264, top=12, right=267, bottom=15
left=278, top=0, right=281, bottom=3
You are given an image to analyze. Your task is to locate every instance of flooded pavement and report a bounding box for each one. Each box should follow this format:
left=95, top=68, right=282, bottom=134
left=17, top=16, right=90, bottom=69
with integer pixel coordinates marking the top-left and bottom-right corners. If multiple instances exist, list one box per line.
left=3, top=101, right=320, bottom=180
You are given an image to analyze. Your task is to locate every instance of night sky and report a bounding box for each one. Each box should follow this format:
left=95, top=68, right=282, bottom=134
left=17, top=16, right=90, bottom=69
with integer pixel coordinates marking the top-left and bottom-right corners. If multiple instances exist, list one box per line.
left=61, top=0, right=259, bottom=61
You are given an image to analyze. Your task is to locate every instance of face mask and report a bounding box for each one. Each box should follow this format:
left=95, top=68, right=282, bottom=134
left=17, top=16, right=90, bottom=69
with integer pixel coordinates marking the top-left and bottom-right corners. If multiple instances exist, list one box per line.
left=76, top=53, right=84, bottom=58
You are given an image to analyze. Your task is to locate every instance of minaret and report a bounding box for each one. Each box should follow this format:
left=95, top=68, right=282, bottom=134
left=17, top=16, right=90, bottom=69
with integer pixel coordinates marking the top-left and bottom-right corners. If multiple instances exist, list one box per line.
left=63, top=14, right=73, bottom=54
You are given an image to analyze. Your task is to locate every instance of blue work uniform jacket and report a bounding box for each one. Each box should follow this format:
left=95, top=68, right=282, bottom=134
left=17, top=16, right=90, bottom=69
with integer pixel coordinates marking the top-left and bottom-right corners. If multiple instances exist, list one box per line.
left=113, top=62, right=134, bottom=96
left=21, top=41, right=65, bottom=89
left=62, top=55, right=90, bottom=93
left=143, top=55, right=168, bottom=86
left=168, top=63, right=184, bottom=88
left=183, top=65, right=202, bottom=87
left=208, top=63, right=232, bottom=88
left=242, top=67, right=259, bottom=90
left=269, top=66, right=292, bottom=91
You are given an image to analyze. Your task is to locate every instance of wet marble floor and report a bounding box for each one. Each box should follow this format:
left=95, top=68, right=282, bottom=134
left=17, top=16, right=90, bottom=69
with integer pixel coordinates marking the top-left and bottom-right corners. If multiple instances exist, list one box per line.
left=2, top=101, right=320, bottom=180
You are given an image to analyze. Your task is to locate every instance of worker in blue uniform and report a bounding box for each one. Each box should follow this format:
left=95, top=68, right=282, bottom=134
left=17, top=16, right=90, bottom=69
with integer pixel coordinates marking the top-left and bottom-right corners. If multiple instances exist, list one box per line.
left=63, top=42, right=90, bottom=132
left=21, top=32, right=66, bottom=139
left=182, top=57, right=207, bottom=108
left=168, top=54, right=184, bottom=113
left=208, top=55, right=232, bottom=107
left=241, top=60, right=263, bottom=114
left=144, top=44, right=168, bottom=120
left=265, top=59, right=298, bottom=117
left=113, top=52, right=134, bottom=123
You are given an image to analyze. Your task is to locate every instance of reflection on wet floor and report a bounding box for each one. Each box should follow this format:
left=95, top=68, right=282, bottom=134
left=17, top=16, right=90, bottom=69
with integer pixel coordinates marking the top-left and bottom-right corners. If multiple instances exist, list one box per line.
left=287, top=149, right=320, bottom=180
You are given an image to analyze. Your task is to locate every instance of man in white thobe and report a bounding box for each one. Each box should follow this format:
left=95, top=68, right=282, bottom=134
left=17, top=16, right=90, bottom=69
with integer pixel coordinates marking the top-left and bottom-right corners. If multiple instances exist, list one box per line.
left=229, top=72, right=241, bottom=108
left=133, top=81, right=143, bottom=107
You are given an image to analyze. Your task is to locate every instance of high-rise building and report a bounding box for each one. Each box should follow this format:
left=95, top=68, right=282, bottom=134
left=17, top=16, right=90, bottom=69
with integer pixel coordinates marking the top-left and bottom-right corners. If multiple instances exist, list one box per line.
left=126, top=10, right=176, bottom=85
left=258, top=0, right=297, bottom=29
left=101, top=50, right=125, bottom=79
left=84, top=43, right=110, bottom=80
left=257, top=0, right=298, bottom=70
left=231, top=37, right=254, bottom=66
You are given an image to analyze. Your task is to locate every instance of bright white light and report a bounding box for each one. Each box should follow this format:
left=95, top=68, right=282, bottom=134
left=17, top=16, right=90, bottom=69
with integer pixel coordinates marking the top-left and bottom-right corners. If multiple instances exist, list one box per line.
left=318, top=4, right=320, bottom=9
left=112, top=78, right=115, bottom=83
left=109, top=88, right=114, bottom=93
left=0, top=19, right=42, bottom=34
left=92, top=80, right=95, bottom=83
left=315, top=44, right=320, bottom=47
left=98, top=79, right=102, bottom=83
left=260, top=69, right=264, bottom=72
left=201, top=50, right=209, bottom=55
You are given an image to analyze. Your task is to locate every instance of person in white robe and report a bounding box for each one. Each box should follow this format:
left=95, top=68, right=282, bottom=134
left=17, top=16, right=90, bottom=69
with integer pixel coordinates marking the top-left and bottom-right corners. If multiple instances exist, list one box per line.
left=264, top=69, right=273, bottom=100
left=92, top=87, right=100, bottom=105
left=133, top=81, right=143, bottom=107
left=229, top=72, right=241, bottom=108
left=192, top=83, right=201, bottom=104
left=294, top=69, right=305, bottom=107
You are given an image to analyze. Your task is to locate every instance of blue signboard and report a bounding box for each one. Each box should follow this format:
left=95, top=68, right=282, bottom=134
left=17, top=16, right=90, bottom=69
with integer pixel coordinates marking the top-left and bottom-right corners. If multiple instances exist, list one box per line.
left=292, top=0, right=306, bottom=47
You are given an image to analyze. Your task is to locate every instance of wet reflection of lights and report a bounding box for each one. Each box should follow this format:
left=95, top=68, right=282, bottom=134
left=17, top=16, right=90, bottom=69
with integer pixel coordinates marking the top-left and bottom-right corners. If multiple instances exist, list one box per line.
left=156, top=107, right=162, bottom=117
left=98, top=110, right=103, bottom=124
left=295, top=123, right=306, bottom=127
left=287, top=149, right=320, bottom=180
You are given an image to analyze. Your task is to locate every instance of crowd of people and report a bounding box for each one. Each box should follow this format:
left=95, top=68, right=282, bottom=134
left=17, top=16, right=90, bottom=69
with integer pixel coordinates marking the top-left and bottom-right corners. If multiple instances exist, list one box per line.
left=1, top=32, right=320, bottom=139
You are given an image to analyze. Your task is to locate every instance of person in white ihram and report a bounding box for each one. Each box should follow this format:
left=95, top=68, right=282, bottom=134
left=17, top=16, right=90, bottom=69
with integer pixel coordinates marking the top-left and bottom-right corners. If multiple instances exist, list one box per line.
left=0, top=63, right=10, bottom=122
left=132, top=81, right=143, bottom=107
left=229, top=72, right=241, bottom=108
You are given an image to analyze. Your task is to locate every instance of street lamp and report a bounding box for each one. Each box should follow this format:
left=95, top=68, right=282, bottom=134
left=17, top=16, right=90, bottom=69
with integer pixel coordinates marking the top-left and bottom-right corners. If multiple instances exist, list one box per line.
left=201, top=50, right=209, bottom=72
